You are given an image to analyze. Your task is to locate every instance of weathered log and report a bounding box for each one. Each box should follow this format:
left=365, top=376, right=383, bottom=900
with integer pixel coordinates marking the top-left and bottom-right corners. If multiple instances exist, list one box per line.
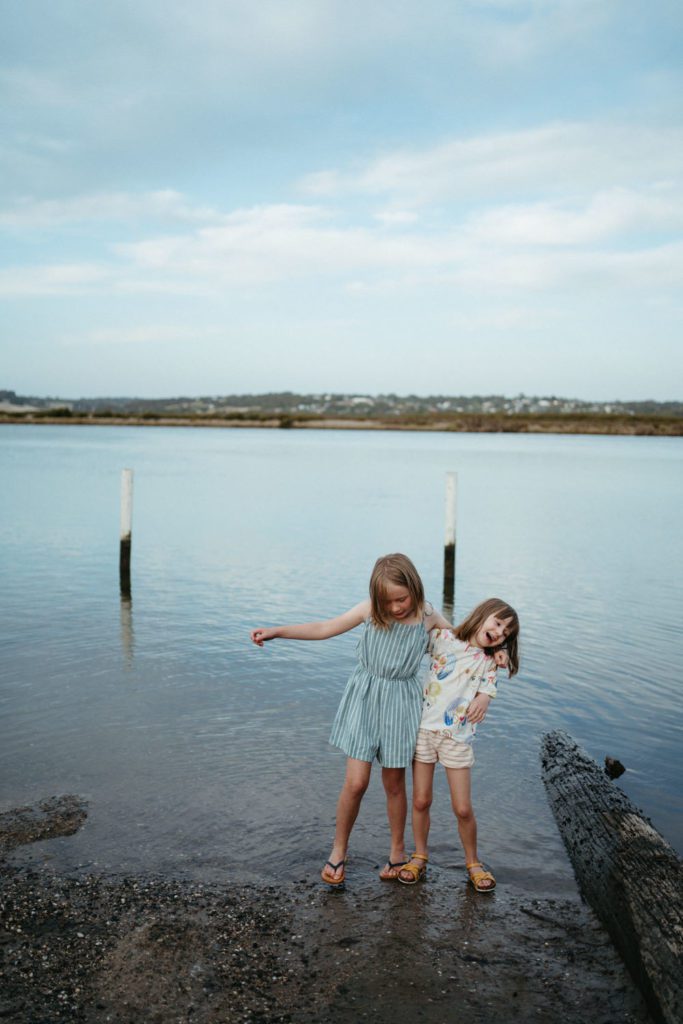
left=541, top=730, right=682, bottom=1024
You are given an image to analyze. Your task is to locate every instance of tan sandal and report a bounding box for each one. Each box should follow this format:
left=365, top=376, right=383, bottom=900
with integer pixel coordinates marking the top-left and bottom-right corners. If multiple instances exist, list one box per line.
left=466, top=861, right=496, bottom=893
left=397, top=853, right=428, bottom=885
left=321, top=858, right=347, bottom=886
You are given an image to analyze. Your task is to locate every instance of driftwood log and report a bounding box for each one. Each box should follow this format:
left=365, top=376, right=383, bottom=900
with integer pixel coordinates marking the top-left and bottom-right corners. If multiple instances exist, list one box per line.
left=541, top=730, right=682, bottom=1024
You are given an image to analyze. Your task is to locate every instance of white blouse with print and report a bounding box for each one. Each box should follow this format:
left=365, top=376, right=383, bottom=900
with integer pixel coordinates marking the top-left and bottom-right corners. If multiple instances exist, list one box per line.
left=420, top=628, right=498, bottom=744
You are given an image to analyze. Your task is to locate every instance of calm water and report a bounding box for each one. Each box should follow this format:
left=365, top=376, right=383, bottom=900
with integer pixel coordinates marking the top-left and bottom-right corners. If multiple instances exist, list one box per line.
left=1, top=424, right=681, bottom=893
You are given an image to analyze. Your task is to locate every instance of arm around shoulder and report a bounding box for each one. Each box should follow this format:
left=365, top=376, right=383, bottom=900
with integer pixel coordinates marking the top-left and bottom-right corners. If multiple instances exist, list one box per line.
left=424, top=605, right=453, bottom=631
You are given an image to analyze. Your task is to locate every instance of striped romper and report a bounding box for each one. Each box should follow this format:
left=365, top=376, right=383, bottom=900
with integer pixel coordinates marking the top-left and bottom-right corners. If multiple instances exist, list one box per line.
left=329, top=616, right=429, bottom=768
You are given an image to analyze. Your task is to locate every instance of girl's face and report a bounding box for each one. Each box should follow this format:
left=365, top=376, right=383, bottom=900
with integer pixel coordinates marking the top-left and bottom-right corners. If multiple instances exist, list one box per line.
left=473, top=611, right=513, bottom=650
left=383, top=582, right=414, bottom=621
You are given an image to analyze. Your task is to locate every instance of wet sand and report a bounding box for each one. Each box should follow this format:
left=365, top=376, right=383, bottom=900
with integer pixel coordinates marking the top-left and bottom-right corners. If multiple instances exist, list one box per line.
left=0, top=798, right=651, bottom=1024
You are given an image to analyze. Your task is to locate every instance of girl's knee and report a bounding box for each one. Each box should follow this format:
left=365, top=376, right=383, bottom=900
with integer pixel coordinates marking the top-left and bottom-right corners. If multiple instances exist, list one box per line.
left=381, top=767, right=406, bottom=799
left=382, top=778, right=406, bottom=799
left=413, top=793, right=432, bottom=814
left=344, top=776, right=370, bottom=800
left=452, top=801, right=474, bottom=822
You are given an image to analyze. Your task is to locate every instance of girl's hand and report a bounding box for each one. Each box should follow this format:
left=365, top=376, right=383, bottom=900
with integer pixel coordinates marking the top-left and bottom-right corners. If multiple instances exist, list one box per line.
left=494, top=649, right=509, bottom=669
left=467, top=693, right=491, bottom=725
left=250, top=627, right=279, bottom=647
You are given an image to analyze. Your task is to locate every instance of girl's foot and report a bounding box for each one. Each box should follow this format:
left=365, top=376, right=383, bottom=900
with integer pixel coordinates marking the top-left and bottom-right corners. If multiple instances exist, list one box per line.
left=321, top=847, right=347, bottom=885
left=466, top=861, right=496, bottom=892
left=398, top=853, right=428, bottom=884
left=378, top=852, right=409, bottom=880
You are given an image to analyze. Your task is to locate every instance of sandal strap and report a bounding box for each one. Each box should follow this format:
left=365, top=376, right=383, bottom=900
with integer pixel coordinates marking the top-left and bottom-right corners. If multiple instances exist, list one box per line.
left=325, top=859, right=346, bottom=870
left=466, top=861, right=496, bottom=889
left=410, top=853, right=429, bottom=862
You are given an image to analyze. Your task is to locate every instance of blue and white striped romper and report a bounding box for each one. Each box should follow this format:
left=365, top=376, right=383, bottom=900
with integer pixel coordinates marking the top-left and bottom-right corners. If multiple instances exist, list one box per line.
left=329, top=616, right=429, bottom=768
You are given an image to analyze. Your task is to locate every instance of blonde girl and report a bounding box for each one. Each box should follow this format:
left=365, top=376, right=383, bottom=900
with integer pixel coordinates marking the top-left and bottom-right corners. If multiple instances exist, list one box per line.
left=250, top=553, right=451, bottom=886
left=398, top=598, right=520, bottom=892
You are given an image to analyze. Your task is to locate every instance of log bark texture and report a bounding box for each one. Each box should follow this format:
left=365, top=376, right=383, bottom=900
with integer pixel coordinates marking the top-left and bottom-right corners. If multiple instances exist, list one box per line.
left=541, top=730, right=682, bottom=1024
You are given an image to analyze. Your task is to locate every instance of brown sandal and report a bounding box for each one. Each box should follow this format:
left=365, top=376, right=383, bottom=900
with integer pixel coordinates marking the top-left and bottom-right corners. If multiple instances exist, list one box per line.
left=397, top=853, right=428, bottom=885
left=321, top=858, right=347, bottom=886
left=466, top=861, right=496, bottom=893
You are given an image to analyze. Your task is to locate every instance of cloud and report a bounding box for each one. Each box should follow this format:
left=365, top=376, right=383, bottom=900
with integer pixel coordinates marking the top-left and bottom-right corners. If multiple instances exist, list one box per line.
left=2, top=117, right=682, bottom=301
left=299, top=122, right=683, bottom=206
left=373, top=209, right=420, bottom=227
left=463, top=186, right=683, bottom=247
left=115, top=203, right=466, bottom=289
left=0, top=190, right=218, bottom=229
left=456, top=0, right=617, bottom=65
left=0, top=263, right=110, bottom=296
left=448, top=239, right=683, bottom=292
left=63, top=325, right=224, bottom=347
left=449, top=305, right=554, bottom=331
left=3, top=190, right=683, bottom=300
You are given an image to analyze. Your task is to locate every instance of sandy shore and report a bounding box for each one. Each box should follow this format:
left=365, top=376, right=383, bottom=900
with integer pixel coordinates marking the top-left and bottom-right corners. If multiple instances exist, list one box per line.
left=0, top=797, right=651, bottom=1023
left=1, top=413, right=682, bottom=435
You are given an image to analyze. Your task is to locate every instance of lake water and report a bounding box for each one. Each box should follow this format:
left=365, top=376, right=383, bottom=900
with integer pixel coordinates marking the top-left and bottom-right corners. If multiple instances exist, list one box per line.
left=1, top=424, right=681, bottom=894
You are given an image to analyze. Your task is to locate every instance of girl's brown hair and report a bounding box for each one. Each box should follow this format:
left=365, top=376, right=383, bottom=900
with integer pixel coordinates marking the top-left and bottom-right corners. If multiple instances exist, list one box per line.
left=454, top=597, right=520, bottom=677
left=369, top=553, right=425, bottom=629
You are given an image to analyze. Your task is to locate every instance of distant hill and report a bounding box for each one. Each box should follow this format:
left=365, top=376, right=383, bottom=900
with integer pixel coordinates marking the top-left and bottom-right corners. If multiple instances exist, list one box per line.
left=2, top=389, right=681, bottom=418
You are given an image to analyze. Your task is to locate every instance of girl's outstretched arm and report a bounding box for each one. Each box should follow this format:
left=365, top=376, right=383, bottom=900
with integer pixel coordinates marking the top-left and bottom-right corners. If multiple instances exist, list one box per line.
left=250, top=599, right=370, bottom=647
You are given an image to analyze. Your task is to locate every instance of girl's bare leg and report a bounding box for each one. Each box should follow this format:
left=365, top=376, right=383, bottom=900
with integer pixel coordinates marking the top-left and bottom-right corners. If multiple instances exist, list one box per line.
left=325, top=757, right=372, bottom=881
left=445, top=766, right=492, bottom=888
left=378, top=766, right=408, bottom=878
left=398, top=760, right=434, bottom=880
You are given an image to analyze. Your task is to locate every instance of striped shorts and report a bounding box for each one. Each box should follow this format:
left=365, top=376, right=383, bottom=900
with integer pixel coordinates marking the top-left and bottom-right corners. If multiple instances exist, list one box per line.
left=414, top=728, right=475, bottom=768
left=329, top=671, right=423, bottom=768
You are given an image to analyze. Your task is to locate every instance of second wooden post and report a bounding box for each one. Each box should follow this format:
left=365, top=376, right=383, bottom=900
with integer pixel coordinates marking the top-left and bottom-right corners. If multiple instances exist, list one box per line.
left=443, top=471, right=457, bottom=614
left=120, top=468, right=133, bottom=596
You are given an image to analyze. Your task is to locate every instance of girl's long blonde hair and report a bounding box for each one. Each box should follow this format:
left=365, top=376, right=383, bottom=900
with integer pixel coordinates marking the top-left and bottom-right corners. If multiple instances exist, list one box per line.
left=454, top=597, right=520, bottom=676
left=369, top=553, right=425, bottom=629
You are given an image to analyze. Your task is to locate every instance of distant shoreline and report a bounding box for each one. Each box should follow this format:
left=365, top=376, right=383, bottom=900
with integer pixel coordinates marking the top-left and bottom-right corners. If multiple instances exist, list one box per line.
left=1, top=411, right=682, bottom=435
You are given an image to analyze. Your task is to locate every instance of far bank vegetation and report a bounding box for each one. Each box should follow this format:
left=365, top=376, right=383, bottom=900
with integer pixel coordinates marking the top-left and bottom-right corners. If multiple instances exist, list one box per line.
left=1, top=390, right=681, bottom=436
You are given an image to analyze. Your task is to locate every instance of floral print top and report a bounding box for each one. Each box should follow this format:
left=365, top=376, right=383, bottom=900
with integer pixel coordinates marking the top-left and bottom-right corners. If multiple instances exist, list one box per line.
left=420, top=628, right=498, bottom=744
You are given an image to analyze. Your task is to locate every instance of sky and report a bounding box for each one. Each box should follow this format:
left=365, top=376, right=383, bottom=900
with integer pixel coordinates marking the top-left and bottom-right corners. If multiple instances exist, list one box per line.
left=1, top=0, right=682, bottom=401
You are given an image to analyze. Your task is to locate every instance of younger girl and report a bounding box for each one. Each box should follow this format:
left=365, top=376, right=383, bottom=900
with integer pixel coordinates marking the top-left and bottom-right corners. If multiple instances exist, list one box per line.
left=250, top=553, right=450, bottom=886
left=398, top=598, right=520, bottom=893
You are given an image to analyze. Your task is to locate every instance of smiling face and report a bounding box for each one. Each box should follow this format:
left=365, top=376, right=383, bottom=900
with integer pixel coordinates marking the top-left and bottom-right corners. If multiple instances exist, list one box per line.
left=473, top=611, right=513, bottom=650
left=454, top=597, right=520, bottom=675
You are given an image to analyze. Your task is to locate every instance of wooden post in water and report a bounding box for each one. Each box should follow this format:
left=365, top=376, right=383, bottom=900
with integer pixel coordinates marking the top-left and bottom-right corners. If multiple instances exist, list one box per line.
left=119, top=469, right=133, bottom=596
left=120, top=592, right=134, bottom=667
left=442, top=472, right=457, bottom=615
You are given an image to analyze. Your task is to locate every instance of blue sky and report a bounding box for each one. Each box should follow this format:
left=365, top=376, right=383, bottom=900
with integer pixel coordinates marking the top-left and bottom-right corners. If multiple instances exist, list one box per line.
left=2, top=0, right=682, bottom=399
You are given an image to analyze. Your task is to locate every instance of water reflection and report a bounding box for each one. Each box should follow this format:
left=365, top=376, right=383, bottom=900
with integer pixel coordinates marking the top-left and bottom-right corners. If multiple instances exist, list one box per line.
left=119, top=593, right=134, bottom=668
